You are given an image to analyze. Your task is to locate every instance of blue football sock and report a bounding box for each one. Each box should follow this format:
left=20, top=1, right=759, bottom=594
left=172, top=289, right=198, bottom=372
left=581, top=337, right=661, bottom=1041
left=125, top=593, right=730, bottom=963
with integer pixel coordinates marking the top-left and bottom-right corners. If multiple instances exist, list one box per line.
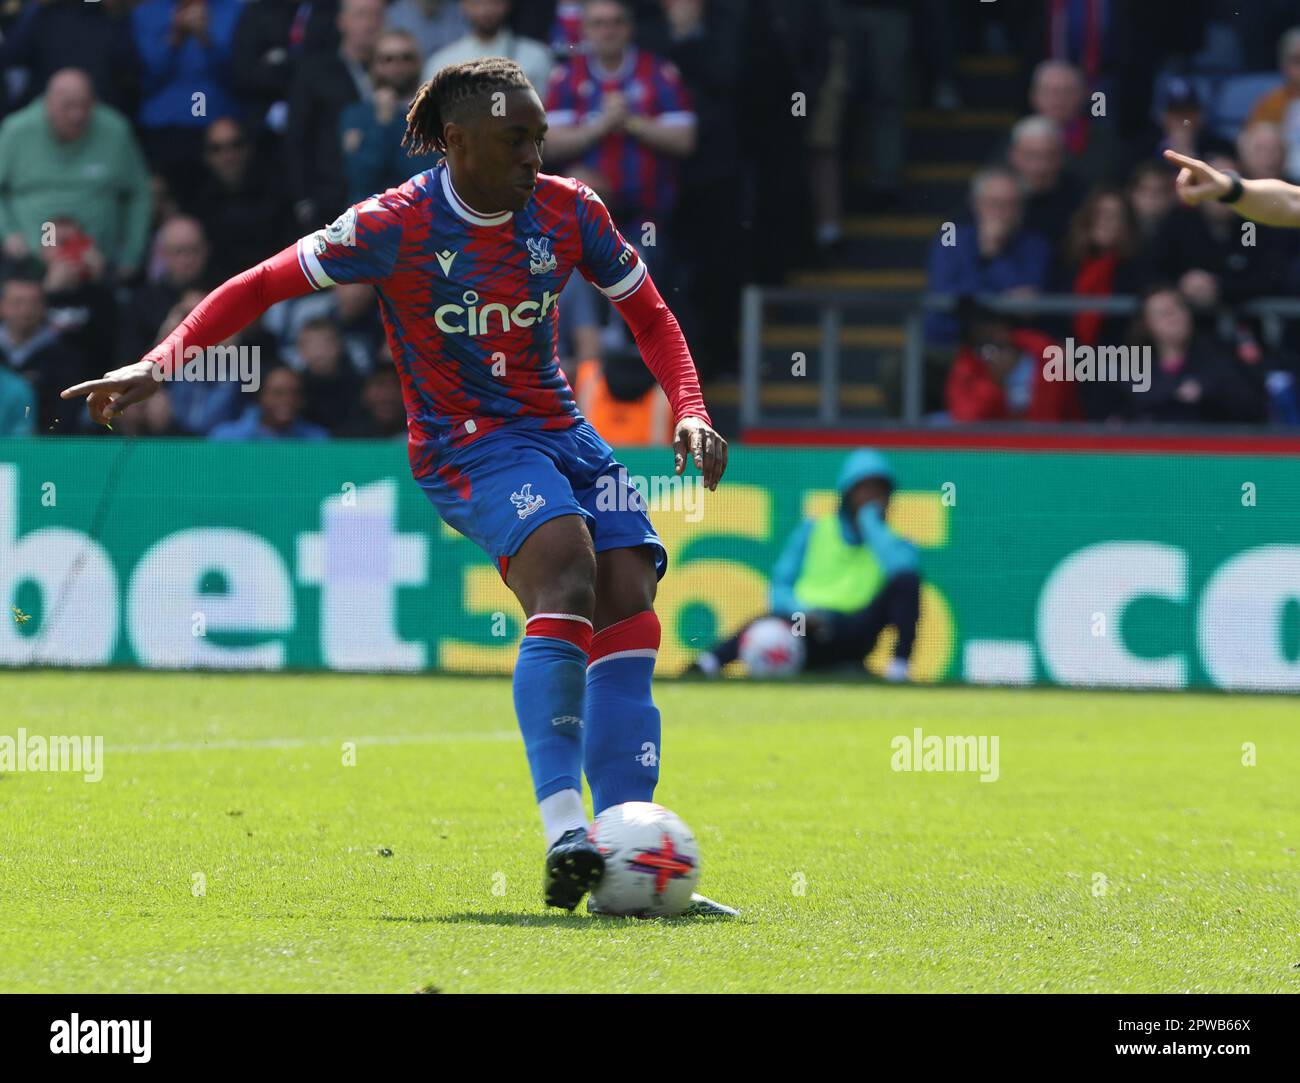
left=584, top=610, right=662, bottom=815
left=513, top=616, right=592, bottom=803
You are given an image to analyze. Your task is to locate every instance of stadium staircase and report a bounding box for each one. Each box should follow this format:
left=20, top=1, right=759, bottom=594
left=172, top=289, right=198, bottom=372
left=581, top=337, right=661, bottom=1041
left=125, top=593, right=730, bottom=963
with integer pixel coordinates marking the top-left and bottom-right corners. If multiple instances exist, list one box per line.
left=708, top=54, right=1025, bottom=431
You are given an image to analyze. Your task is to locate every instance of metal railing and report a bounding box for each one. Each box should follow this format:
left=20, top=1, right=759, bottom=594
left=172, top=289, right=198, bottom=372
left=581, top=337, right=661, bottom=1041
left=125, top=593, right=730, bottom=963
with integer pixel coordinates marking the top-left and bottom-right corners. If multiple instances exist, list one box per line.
left=739, top=287, right=1300, bottom=428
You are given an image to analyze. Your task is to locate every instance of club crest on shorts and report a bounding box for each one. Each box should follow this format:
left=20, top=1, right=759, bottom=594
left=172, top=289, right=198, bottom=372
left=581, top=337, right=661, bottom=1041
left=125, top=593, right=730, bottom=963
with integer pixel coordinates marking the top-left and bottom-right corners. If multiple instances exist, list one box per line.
left=526, top=236, right=557, bottom=275
left=510, top=483, right=545, bottom=519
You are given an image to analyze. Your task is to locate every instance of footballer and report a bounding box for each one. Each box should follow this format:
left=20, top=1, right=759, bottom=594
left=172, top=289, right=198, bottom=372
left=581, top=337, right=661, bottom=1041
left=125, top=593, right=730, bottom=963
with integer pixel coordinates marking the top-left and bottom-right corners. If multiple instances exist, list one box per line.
left=63, top=58, right=733, bottom=916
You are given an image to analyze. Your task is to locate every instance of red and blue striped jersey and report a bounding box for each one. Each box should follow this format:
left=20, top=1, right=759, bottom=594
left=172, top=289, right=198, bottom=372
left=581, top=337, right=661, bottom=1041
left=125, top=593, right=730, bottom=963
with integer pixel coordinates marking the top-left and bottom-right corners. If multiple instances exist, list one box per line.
left=295, top=160, right=647, bottom=478
left=544, top=48, right=694, bottom=218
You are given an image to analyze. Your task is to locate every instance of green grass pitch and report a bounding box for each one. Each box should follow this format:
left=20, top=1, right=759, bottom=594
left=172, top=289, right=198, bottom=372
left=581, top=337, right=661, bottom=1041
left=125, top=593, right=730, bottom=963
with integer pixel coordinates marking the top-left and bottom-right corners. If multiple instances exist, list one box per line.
left=1, top=672, right=1296, bottom=993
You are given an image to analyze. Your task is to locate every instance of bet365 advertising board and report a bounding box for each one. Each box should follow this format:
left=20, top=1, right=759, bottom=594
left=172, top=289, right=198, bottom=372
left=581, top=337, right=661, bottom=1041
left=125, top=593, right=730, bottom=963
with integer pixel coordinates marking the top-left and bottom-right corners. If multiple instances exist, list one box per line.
left=2, top=438, right=1298, bottom=691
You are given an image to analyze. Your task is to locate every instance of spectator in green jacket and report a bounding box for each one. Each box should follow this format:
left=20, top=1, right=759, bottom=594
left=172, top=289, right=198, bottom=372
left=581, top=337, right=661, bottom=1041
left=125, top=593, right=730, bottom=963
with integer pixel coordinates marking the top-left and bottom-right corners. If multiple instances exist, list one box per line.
left=0, top=69, right=151, bottom=280
left=688, top=449, right=922, bottom=682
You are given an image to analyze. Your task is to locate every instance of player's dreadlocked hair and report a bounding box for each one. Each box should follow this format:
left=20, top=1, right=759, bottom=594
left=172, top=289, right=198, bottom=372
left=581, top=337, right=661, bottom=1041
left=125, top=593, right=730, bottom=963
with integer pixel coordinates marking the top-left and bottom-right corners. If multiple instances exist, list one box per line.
left=403, top=57, right=533, bottom=156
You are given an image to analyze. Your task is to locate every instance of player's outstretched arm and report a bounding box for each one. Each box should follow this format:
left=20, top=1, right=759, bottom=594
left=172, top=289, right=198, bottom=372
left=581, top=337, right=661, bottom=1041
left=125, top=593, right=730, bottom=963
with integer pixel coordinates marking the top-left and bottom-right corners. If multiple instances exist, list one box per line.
left=1164, top=148, right=1300, bottom=227
left=61, top=244, right=312, bottom=425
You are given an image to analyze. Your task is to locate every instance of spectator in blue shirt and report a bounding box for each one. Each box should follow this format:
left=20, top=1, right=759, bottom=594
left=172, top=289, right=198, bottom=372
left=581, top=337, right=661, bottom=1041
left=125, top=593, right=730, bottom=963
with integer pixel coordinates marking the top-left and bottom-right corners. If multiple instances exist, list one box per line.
left=924, top=164, right=1052, bottom=345
left=210, top=365, right=328, bottom=440
left=130, top=0, right=243, bottom=203
left=340, top=29, right=442, bottom=204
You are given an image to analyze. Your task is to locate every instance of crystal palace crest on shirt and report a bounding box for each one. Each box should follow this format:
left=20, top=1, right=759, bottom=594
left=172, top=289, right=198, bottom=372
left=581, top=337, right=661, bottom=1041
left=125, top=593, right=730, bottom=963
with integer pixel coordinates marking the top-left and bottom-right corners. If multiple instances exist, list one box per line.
left=527, top=236, right=557, bottom=276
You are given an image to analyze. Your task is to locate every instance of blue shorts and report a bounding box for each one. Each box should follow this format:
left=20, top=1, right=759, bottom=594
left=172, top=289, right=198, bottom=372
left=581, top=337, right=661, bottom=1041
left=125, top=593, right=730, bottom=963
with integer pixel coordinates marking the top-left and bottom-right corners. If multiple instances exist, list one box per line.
left=415, top=419, right=666, bottom=580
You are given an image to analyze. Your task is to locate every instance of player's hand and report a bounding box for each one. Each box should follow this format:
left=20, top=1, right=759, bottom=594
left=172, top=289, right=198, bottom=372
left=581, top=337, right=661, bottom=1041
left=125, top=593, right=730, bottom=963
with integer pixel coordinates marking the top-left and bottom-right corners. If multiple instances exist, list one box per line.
left=61, top=359, right=161, bottom=426
left=1164, top=149, right=1232, bottom=206
left=673, top=416, right=727, bottom=491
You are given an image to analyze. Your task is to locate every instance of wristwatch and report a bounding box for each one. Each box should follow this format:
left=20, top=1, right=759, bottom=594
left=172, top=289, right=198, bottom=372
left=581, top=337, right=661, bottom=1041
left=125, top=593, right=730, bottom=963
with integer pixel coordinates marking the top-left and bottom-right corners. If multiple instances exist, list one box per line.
left=1218, top=170, right=1244, bottom=204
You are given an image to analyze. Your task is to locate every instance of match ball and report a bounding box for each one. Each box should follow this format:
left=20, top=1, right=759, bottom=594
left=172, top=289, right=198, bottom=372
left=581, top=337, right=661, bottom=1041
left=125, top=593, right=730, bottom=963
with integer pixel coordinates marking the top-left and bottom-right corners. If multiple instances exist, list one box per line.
left=589, top=801, right=700, bottom=917
left=738, top=616, right=805, bottom=678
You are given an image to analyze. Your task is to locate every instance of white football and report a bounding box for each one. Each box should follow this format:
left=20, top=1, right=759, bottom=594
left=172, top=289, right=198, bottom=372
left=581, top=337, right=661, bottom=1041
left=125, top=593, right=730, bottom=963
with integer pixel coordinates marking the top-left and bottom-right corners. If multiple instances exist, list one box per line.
left=589, top=802, right=700, bottom=917
left=738, top=616, right=805, bottom=678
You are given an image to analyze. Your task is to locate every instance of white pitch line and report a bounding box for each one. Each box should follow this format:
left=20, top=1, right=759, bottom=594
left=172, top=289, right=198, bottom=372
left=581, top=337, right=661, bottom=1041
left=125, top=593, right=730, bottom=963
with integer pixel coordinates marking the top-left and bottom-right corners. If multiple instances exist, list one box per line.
left=108, top=731, right=517, bottom=754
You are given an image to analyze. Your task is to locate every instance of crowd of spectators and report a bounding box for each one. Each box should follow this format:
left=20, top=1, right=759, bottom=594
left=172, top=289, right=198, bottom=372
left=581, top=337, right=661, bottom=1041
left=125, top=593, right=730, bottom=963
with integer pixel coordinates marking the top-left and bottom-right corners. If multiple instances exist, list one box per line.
left=928, top=7, right=1300, bottom=427
left=5, top=0, right=1300, bottom=439
left=1, top=0, right=856, bottom=439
